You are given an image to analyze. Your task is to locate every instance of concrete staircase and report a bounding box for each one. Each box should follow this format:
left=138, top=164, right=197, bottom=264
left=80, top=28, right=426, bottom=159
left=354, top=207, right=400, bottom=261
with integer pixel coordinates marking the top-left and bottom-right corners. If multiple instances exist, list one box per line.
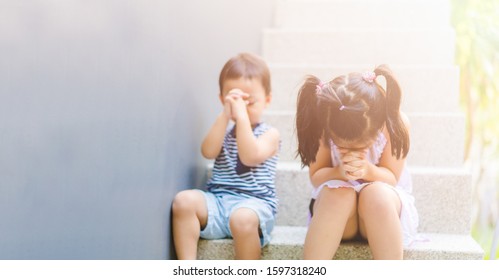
left=198, top=0, right=484, bottom=259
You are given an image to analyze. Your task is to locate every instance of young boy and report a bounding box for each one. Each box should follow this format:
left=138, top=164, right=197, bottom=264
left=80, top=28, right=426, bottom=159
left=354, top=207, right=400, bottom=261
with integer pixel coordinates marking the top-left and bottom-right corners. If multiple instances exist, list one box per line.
left=172, top=53, right=280, bottom=259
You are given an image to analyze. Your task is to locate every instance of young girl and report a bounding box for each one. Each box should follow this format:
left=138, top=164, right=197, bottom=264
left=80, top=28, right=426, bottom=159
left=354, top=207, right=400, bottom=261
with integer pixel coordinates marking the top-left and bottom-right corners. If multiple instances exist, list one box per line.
left=296, top=65, right=418, bottom=260
left=172, top=53, right=280, bottom=260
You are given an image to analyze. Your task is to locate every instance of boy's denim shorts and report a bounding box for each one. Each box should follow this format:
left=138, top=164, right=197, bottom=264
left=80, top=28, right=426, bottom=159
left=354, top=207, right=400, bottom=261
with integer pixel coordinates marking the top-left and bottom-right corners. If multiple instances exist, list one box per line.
left=196, top=190, right=275, bottom=247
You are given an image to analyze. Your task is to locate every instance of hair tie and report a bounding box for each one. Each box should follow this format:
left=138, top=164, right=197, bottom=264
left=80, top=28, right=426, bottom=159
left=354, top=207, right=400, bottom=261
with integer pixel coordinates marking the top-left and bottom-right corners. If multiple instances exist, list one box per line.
left=362, top=71, right=377, bottom=83
left=315, top=80, right=326, bottom=95
left=316, top=80, right=348, bottom=112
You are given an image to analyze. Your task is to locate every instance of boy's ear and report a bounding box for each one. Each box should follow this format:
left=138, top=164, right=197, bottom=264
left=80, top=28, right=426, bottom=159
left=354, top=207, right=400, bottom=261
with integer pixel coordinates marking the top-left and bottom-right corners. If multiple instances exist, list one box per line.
left=265, top=92, right=272, bottom=107
left=219, top=93, right=225, bottom=105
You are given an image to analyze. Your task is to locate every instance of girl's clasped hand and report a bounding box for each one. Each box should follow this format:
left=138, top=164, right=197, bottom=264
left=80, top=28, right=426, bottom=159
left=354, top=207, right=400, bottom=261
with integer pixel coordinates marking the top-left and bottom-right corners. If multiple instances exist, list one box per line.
left=338, top=148, right=369, bottom=181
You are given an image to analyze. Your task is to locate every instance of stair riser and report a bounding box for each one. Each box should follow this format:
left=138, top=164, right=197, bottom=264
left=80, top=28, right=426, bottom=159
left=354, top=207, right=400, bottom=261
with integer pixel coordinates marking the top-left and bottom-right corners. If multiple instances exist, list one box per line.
left=268, top=65, right=460, bottom=113
left=265, top=113, right=465, bottom=168
left=275, top=0, right=450, bottom=29
left=263, top=29, right=455, bottom=65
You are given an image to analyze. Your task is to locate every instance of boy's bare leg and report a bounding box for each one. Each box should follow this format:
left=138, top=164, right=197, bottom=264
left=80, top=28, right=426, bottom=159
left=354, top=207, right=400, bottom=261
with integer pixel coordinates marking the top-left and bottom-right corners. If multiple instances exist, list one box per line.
left=172, top=190, right=208, bottom=260
left=230, top=208, right=261, bottom=259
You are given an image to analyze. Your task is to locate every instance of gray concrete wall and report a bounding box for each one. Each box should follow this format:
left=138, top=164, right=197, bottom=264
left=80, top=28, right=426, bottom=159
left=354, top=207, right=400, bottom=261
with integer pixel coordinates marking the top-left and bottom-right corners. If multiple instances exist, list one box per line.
left=0, top=0, right=274, bottom=259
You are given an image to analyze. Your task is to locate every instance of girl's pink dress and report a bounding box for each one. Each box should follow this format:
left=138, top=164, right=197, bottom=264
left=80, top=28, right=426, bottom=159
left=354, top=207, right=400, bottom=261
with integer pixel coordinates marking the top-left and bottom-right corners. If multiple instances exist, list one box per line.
left=311, top=132, right=420, bottom=246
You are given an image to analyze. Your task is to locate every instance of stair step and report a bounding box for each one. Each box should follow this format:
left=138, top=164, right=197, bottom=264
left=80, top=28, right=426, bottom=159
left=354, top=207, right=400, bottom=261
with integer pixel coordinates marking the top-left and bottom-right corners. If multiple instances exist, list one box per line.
left=263, top=29, right=455, bottom=65
left=268, top=65, right=460, bottom=113
left=275, top=0, right=450, bottom=29
left=197, top=226, right=483, bottom=260
left=264, top=112, right=465, bottom=168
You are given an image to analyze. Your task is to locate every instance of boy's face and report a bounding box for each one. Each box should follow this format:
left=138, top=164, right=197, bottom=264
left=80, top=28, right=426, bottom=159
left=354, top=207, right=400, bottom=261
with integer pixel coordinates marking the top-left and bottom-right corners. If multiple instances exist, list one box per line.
left=220, top=77, right=271, bottom=125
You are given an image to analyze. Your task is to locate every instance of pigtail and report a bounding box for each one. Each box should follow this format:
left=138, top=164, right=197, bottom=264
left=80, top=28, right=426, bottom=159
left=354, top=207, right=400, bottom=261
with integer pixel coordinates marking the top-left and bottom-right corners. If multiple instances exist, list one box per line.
left=296, top=76, right=325, bottom=167
left=374, top=65, right=410, bottom=159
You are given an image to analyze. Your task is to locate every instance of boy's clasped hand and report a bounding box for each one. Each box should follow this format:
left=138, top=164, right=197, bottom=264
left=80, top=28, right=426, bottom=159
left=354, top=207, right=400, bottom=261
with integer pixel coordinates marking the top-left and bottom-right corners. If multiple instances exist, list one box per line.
left=224, top=89, right=250, bottom=121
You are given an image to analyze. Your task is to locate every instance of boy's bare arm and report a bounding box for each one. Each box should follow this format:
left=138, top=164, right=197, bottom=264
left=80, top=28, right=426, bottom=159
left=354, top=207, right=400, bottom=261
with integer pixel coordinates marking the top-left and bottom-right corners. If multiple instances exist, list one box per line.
left=236, top=119, right=280, bottom=167
left=226, top=91, right=279, bottom=166
left=201, top=112, right=229, bottom=159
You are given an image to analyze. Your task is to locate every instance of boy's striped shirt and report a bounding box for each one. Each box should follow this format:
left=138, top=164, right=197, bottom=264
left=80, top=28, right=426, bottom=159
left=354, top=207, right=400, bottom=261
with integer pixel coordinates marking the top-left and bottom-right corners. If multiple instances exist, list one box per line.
left=207, top=122, right=279, bottom=214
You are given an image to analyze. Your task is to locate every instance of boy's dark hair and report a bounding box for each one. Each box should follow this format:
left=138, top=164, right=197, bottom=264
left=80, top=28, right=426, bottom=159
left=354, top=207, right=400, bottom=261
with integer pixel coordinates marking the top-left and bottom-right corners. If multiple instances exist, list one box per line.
left=218, top=53, right=271, bottom=96
left=296, top=65, right=410, bottom=167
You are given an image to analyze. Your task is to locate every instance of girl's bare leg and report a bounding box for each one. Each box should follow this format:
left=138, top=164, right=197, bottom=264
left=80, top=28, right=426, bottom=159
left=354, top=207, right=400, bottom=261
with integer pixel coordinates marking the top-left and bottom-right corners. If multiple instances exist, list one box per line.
left=304, top=187, right=358, bottom=259
left=358, top=183, right=402, bottom=260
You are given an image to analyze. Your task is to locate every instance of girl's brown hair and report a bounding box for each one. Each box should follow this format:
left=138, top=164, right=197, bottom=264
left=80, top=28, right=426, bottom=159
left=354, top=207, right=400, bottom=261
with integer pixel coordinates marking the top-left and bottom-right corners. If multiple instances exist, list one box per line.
left=296, top=65, right=409, bottom=167
left=218, top=53, right=271, bottom=96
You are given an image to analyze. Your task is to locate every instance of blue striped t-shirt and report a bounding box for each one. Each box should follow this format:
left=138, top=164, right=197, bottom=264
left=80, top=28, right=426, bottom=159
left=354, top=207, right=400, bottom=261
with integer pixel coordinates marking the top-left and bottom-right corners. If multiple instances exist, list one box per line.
left=206, top=122, right=279, bottom=214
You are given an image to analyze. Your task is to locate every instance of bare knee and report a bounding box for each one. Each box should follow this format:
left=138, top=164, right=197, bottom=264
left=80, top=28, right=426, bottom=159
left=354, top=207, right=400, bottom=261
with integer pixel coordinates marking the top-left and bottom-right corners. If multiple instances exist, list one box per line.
left=229, top=208, right=260, bottom=236
left=358, top=183, right=400, bottom=219
left=172, top=190, right=203, bottom=216
left=316, top=187, right=357, bottom=212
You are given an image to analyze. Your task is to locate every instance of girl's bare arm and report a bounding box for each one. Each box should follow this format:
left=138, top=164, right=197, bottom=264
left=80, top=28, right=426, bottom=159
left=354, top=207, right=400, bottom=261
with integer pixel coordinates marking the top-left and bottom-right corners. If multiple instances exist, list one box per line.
left=309, top=139, right=349, bottom=187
